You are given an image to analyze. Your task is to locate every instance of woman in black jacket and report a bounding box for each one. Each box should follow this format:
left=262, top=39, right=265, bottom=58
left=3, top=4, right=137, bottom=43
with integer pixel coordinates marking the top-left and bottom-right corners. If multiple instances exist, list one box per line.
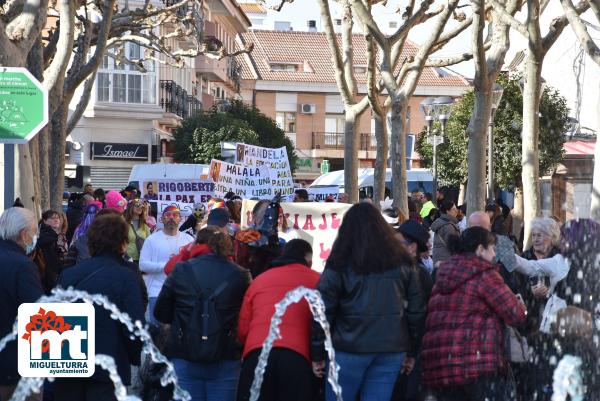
left=154, top=226, right=251, bottom=401
left=33, top=210, right=64, bottom=293
left=312, top=203, right=427, bottom=401
left=56, top=212, right=146, bottom=401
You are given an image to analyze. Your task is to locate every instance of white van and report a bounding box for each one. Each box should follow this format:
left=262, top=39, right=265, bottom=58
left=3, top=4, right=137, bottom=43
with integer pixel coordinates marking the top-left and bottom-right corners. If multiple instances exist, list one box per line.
left=310, top=168, right=434, bottom=199
left=127, top=164, right=210, bottom=189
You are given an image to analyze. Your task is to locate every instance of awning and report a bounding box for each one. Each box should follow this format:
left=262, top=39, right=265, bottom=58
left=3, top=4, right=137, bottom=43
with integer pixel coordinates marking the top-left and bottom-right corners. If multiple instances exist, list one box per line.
left=563, top=140, right=596, bottom=156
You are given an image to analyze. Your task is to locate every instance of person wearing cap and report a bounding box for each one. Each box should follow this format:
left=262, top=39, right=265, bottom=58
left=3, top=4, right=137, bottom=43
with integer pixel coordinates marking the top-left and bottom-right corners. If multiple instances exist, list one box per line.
left=392, top=220, right=434, bottom=401
left=206, top=207, right=230, bottom=233
left=139, top=205, right=193, bottom=330
left=105, top=191, right=127, bottom=214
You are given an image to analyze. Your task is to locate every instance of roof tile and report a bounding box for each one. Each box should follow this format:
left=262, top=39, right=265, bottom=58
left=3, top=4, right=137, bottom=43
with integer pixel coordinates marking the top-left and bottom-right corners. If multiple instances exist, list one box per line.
left=238, top=30, right=471, bottom=87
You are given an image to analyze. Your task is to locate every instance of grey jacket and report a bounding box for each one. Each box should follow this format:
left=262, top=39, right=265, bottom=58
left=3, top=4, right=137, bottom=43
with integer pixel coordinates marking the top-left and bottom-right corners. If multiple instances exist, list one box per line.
left=431, top=214, right=460, bottom=265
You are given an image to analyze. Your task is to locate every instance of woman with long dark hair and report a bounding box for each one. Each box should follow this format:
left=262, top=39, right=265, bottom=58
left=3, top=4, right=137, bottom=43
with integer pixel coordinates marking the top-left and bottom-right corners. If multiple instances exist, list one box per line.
left=312, top=202, right=426, bottom=401
left=421, top=227, right=526, bottom=401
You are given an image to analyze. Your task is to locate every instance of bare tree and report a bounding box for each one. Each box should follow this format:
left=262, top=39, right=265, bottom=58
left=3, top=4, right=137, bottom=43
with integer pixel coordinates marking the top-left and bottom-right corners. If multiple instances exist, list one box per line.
left=560, top=0, right=600, bottom=220
left=353, top=0, right=472, bottom=215
left=492, top=0, right=589, bottom=246
left=3, top=0, right=252, bottom=210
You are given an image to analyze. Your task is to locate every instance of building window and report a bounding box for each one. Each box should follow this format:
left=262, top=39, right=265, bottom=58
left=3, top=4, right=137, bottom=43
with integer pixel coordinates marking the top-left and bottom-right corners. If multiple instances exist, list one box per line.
left=325, top=114, right=345, bottom=133
left=353, top=65, right=367, bottom=74
left=270, top=63, right=299, bottom=72
left=276, top=112, right=296, bottom=133
left=96, top=43, right=157, bottom=104
left=274, top=21, right=291, bottom=30
left=389, top=21, right=398, bottom=29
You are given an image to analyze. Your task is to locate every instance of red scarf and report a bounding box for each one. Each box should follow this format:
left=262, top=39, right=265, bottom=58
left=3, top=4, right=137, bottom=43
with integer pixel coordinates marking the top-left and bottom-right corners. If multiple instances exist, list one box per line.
left=164, top=244, right=213, bottom=275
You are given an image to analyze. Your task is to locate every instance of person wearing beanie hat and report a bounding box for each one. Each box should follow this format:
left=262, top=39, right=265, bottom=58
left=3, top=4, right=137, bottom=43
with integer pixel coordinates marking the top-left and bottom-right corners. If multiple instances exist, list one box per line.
left=140, top=204, right=193, bottom=331
left=207, top=208, right=230, bottom=229
left=105, top=191, right=127, bottom=213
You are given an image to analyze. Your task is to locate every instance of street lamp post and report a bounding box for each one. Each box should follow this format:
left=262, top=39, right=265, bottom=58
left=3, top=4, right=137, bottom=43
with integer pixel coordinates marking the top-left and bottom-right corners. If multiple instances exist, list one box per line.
left=420, top=96, right=454, bottom=201
left=488, top=83, right=504, bottom=203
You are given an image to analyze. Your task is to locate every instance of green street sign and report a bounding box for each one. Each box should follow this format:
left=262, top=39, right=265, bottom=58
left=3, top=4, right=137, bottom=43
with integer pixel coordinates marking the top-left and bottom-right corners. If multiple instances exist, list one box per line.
left=0, top=67, right=48, bottom=143
left=320, top=159, right=330, bottom=174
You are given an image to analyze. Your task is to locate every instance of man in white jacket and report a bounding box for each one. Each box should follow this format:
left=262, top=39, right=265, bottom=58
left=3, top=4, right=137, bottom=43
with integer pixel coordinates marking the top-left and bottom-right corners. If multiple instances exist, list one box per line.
left=140, top=205, right=193, bottom=329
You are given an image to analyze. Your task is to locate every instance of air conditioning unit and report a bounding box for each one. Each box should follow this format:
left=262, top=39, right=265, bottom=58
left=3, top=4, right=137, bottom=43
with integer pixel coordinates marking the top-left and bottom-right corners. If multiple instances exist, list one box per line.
left=300, top=103, right=316, bottom=114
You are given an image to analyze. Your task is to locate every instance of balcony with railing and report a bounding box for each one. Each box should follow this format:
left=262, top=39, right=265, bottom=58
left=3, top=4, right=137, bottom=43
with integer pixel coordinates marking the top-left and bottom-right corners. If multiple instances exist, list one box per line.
left=162, top=0, right=203, bottom=41
left=159, top=80, right=202, bottom=119
left=312, top=132, right=377, bottom=151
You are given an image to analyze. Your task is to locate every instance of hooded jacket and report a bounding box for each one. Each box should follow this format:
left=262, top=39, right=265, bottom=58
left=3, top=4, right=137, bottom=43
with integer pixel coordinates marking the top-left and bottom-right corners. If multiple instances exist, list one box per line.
left=421, top=254, right=526, bottom=387
left=430, top=214, right=460, bottom=266
left=35, top=223, right=63, bottom=293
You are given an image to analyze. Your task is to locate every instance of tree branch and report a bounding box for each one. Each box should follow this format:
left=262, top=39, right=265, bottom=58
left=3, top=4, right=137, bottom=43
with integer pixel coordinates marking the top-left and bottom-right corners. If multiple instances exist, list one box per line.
left=426, top=42, right=491, bottom=67
left=589, top=0, right=600, bottom=21
left=42, top=25, right=60, bottom=70
left=560, top=0, right=600, bottom=64
left=316, top=0, right=353, bottom=106
left=43, top=0, right=75, bottom=104
left=431, top=12, right=474, bottom=53
left=389, top=0, right=436, bottom=44
left=342, top=0, right=358, bottom=96
left=489, top=0, right=529, bottom=37
left=542, top=0, right=589, bottom=51
left=67, top=70, right=97, bottom=135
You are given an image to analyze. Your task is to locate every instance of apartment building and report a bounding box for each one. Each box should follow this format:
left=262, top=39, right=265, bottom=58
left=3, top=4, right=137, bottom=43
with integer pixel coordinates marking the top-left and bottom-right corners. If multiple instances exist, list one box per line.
left=66, top=0, right=250, bottom=189
left=237, top=29, right=471, bottom=183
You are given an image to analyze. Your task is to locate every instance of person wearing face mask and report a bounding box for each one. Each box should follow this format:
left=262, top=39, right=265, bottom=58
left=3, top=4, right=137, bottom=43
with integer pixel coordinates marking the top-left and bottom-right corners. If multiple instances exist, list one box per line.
left=0, top=207, right=44, bottom=401
left=139, top=205, right=193, bottom=332
left=32, top=210, right=64, bottom=293
left=421, top=227, right=526, bottom=401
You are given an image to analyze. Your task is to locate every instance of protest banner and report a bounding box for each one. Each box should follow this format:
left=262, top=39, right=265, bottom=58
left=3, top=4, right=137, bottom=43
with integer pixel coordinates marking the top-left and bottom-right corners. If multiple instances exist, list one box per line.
left=142, top=180, right=214, bottom=230
left=209, top=159, right=272, bottom=199
left=141, top=179, right=215, bottom=204
left=241, top=200, right=351, bottom=272
left=235, top=143, right=294, bottom=200
left=306, top=186, right=340, bottom=202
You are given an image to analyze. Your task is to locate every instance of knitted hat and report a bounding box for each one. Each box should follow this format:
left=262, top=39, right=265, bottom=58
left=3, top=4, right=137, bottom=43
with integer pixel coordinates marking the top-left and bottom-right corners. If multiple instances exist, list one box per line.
left=397, top=220, right=429, bottom=253
left=207, top=208, right=230, bottom=227
left=105, top=191, right=127, bottom=213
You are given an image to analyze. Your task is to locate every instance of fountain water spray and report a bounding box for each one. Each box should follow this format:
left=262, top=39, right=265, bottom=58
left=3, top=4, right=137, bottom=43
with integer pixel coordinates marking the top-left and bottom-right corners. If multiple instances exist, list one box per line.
left=552, top=355, right=584, bottom=401
left=0, top=287, right=191, bottom=401
left=249, top=286, right=343, bottom=401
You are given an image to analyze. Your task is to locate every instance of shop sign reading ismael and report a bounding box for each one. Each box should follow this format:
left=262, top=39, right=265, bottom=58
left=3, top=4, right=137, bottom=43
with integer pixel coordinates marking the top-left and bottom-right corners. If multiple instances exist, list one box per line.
left=0, top=67, right=48, bottom=143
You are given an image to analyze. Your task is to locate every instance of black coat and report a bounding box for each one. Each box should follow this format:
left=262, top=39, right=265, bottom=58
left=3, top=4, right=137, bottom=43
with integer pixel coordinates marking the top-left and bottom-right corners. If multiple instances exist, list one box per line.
left=0, top=239, right=44, bottom=385
left=154, top=253, right=251, bottom=361
left=35, top=223, right=63, bottom=293
left=312, top=264, right=427, bottom=361
left=57, top=254, right=146, bottom=385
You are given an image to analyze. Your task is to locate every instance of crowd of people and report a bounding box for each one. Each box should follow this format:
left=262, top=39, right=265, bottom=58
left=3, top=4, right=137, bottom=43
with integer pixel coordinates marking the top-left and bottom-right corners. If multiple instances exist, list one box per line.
left=0, top=183, right=599, bottom=401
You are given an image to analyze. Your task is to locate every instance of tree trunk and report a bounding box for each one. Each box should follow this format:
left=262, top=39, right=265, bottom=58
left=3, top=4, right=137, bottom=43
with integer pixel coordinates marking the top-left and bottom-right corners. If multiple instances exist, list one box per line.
left=513, top=186, right=524, bottom=241
left=390, top=96, right=409, bottom=217
left=373, top=106, right=388, bottom=206
left=49, top=102, right=70, bottom=211
left=344, top=111, right=359, bottom=203
left=521, top=52, right=544, bottom=249
left=16, top=144, right=37, bottom=212
left=466, top=89, right=492, bottom=216
left=591, top=95, right=600, bottom=221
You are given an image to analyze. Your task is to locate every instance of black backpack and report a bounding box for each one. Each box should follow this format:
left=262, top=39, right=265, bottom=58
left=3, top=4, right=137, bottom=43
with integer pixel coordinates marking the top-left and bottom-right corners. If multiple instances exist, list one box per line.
left=179, top=268, right=230, bottom=363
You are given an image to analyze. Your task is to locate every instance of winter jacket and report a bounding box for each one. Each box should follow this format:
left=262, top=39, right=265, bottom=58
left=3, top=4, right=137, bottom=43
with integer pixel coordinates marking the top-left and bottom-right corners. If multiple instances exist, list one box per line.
left=65, top=204, right=83, bottom=244
left=35, top=223, right=63, bottom=293
left=421, top=254, right=526, bottom=387
left=430, top=214, right=459, bottom=266
left=0, top=240, right=44, bottom=385
left=62, top=235, right=148, bottom=311
left=238, top=261, right=320, bottom=362
left=63, top=234, right=90, bottom=267
left=57, top=254, right=145, bottom=385
left=154, top=253, right=252, bottom=361
left=312, top=264, right=426, bottom=362
left=164, top=243, right=213, bottom=275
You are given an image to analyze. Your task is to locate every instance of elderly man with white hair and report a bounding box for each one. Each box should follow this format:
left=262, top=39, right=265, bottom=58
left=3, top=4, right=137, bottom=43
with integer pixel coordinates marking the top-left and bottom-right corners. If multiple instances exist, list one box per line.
left=0, top=207, right=44, bottom=401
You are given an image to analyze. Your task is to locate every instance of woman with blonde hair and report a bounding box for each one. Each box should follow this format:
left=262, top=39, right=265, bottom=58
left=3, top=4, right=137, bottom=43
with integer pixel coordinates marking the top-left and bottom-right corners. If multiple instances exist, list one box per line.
left=125, top=199, right=151, bottom=266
